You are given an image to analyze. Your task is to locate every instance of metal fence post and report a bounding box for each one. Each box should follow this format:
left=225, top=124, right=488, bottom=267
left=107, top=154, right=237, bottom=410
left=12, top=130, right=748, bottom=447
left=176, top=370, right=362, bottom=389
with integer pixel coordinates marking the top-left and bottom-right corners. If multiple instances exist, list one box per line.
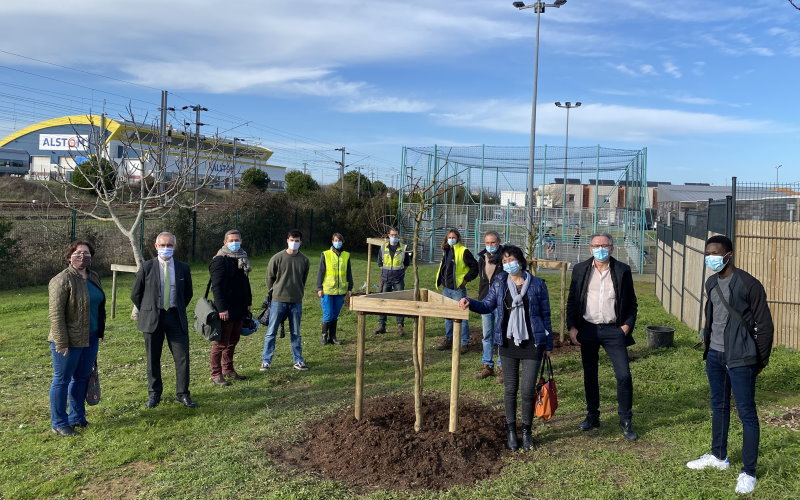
left=192, top=210, right=197, bottom=261
left=70, top=209, right=77, bottom=241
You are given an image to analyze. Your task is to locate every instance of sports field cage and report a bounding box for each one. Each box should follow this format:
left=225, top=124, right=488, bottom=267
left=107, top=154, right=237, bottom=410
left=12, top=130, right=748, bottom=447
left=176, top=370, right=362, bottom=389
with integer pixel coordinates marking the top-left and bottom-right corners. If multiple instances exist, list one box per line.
left=397, top=145, right=651, bottom=272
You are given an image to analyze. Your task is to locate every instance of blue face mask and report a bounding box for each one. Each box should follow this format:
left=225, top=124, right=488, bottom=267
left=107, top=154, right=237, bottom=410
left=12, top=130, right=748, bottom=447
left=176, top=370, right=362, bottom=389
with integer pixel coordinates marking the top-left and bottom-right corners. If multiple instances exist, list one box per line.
left=157, top=247, right=174, bottom=259
left=503, top=261, right=521, bottom=275
left=447, top=238, right=457, bottom=247
left=705, top=253, right=729, bottom=272
left=592, top=247, right=610, bottom=262
left=333, top=241, right=343, bottom=249
left=227, top=241, right=241, bottom=252
left=389, top=237, right=399, bottom=245
left=485, top=245, right=497, bottom=254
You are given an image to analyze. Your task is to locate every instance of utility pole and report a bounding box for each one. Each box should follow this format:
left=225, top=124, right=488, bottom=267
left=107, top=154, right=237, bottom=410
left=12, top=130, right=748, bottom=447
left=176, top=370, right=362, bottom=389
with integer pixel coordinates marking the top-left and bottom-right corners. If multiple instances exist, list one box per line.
left=356, top=165, right=362, bottom=198
left=232, top=137, right=244, bottom=192
left=158, top=91, right=175, bottom=200
left=182, top=104, right=207, bottom=206
left=302, top=162, right=308, bottom=175
left=335, top=146, right=347, bottom=202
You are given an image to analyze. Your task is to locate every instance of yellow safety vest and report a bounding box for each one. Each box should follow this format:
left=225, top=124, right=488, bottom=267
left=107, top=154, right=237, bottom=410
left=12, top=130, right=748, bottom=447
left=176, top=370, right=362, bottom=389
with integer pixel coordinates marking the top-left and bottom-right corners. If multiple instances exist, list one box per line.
left=381, top=243, right=407, bottom=270
left=322, top=249, right=350, bottom=295
left=435, top=242, right=469, bottom=290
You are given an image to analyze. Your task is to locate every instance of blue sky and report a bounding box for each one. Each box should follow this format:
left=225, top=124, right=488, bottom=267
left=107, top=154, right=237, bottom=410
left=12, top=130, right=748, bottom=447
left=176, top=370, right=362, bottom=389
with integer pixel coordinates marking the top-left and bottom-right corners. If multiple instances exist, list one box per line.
left=1, top=0, right=798, bottom=187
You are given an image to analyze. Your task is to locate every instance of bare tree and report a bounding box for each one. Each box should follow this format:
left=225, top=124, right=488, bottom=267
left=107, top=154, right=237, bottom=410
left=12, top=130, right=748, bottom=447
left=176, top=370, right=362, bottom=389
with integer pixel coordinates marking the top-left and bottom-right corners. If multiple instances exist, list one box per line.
left=399, top=151, right=468, bottom=432
left=791, top=0, right=800, bottom=10
left=42, top=111, right=224, bottom=267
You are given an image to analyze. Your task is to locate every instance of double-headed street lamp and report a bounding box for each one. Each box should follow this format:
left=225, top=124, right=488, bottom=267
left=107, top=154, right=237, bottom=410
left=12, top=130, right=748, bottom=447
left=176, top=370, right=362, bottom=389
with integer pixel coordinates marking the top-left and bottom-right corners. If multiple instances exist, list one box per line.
left=513, top=0, right=567, bottom=238
left=555, top=101, right=581, bottom=222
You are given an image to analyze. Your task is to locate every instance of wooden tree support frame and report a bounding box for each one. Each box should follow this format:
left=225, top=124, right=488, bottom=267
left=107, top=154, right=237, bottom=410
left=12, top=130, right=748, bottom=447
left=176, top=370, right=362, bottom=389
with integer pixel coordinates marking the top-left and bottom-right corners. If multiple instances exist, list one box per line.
left=528, top=258, right=569, bottom=344
left=350, top=288, right=470, bottom=433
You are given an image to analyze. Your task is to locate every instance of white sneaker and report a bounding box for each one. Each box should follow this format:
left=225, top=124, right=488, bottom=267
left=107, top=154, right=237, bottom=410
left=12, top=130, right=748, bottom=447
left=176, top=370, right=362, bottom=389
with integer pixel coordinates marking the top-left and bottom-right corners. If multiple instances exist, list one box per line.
left=686, top=454, right=730, bottom=470
left=259, top=362, right=270, bottom=371
left=735, top=473, right=757, bottom=494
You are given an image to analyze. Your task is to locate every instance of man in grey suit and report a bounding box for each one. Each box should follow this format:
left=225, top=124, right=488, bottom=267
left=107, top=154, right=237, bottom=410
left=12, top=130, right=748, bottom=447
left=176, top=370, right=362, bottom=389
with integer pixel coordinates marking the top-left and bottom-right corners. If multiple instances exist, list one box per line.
left=131, top=232, right=195, bottom=408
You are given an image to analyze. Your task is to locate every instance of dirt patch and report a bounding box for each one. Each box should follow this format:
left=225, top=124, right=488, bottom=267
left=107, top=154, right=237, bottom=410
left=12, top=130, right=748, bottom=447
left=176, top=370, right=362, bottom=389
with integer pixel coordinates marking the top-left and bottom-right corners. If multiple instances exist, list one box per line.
left=763, top=406, right=800, bottom=432
left=75, top=461, right=155, bottom=499
left=267, top=393, right=514, bottom=492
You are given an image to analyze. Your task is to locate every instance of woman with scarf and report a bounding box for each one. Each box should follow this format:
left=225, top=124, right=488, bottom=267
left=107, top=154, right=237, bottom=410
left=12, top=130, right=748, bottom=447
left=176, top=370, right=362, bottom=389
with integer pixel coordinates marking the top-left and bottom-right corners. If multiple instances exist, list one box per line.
left=48, top=240, right=105, bottom=436
left=459, top=244, right=552, bottom=451
left=209, top=229, right=252, bottom=385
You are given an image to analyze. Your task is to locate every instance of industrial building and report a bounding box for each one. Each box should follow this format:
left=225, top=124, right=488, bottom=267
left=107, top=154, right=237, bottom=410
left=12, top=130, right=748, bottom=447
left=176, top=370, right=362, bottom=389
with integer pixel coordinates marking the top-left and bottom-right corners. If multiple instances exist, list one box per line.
left=0, top=115, right=285, bottom=190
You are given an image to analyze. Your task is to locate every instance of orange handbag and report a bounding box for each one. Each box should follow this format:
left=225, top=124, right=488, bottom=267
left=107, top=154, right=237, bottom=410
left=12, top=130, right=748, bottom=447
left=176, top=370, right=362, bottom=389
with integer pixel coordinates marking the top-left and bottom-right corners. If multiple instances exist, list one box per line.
left=535, top=353, right=558, bottom=420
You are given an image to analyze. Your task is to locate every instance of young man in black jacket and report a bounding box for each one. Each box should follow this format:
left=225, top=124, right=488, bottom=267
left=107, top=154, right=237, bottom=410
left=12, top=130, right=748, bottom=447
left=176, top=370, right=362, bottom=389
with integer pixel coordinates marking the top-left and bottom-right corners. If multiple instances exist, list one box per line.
left=567, top=232, right=639, bottom=441
left=686, top=235, right=773, bottom=495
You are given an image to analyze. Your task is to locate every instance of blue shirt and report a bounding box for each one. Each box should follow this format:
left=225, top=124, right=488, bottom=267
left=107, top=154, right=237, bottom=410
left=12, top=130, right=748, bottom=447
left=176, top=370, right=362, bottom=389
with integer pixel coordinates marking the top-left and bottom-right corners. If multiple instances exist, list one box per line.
left=87, top=280, right=103, bottom=339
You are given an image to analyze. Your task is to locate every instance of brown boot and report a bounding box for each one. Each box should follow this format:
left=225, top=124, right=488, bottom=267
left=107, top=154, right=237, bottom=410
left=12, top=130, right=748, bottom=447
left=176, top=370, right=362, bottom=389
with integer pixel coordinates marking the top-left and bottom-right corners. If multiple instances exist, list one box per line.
left=210, top=376, right=230, bottom=386
left=435, top=337, right=452, bottom=351
left=495, top=366, right=504, bottom=384
left=474, top=364, right=495, bottom=379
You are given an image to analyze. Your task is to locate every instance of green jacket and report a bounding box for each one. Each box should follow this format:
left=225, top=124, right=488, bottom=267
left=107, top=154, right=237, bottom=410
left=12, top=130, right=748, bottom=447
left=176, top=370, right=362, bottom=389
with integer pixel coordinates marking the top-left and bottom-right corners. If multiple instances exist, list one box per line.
left=48, top=266, right=106, bottom=350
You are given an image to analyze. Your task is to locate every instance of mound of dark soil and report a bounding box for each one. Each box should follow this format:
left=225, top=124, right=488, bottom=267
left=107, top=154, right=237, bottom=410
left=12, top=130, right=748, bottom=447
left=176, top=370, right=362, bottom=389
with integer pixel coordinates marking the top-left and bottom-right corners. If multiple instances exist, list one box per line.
left=268, top=394, right=512, bottom=491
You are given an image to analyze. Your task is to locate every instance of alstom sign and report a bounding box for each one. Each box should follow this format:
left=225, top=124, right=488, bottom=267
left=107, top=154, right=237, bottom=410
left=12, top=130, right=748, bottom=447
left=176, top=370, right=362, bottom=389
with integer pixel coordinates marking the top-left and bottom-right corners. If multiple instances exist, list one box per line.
left=39, top=134, right=89, bottom=151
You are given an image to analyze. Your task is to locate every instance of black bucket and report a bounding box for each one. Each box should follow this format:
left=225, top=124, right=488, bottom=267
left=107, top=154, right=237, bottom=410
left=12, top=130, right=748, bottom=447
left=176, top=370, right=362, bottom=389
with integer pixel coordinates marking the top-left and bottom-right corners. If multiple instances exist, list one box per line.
left=646, top=326, right=675, bottom=349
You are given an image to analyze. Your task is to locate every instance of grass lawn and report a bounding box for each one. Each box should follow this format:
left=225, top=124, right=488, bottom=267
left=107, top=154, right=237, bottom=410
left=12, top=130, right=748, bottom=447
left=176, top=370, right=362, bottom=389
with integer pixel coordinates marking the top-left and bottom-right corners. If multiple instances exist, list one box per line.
left=1, top=249, right=799, bottom=499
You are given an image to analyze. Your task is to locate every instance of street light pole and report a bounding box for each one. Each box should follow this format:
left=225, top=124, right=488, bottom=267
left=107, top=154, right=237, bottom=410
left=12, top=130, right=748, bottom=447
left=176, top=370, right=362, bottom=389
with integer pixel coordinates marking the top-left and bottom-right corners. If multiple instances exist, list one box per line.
left=232, top=137, right=244, bottom=192
left=555, top=101, right=581, bottom=229
left=513, top=0, right=567, bottom=251
left=775, top=164, right=782, bottom=184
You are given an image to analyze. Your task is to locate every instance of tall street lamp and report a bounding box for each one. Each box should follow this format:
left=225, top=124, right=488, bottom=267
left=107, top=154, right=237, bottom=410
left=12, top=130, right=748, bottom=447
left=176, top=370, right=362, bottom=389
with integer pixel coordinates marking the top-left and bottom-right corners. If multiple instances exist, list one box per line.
left=513, top=0, right=567, bottom=242
left=555, top=101, right=581, bottom=227
left=775, top=164, right=782, bottom=184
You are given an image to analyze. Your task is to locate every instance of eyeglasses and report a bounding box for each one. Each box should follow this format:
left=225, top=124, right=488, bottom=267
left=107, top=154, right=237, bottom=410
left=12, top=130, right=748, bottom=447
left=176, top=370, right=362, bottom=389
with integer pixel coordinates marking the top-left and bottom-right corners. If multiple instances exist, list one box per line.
left=590, top=244, right=612, bottom=249
left=72, top=252, right=92, bottom=257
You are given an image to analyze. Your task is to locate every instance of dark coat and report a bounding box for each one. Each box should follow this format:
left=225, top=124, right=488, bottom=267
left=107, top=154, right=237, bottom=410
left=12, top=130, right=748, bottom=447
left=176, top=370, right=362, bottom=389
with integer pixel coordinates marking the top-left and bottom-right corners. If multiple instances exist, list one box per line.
left=566, top=256, right=638, bottom=346
left=210, top=255, right=253, bottom=321
left=467, top=271, right=553, bottom=350
left=477, top=246, right=503, bottom=300
left=702, top=268, right=774, bottom=369
left=131, top=258, right=193, bottom=334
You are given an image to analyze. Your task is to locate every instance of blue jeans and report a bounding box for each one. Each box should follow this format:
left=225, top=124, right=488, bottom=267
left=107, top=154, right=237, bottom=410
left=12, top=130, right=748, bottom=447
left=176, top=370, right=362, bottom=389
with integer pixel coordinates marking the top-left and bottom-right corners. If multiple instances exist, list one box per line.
left=320, top=294, right=345, bottom=323
left=261, top=301, right=304, bottom=365
left=49, top=335, right=99, bottom=429
left=481, top=310, right=501, bottom=368
left=443, top=287, right=470, bottom=345
left=706, top=349, right=760, bottom=476
left=377, top=279, right=405, bottom=327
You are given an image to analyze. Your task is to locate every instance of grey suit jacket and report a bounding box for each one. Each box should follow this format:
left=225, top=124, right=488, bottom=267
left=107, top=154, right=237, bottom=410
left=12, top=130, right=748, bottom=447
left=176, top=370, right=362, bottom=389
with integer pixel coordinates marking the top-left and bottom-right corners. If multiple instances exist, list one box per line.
left=131, top=258, right=193, bottom=334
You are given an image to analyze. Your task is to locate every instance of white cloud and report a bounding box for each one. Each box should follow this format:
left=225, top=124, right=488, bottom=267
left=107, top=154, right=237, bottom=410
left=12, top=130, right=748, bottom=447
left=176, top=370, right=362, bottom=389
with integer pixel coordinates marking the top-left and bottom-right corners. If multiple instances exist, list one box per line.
left=339, top=97, right=433, bottom=114
left=433, top=101, right=779, bottom=143
left=614, top=64, right=639, bottom=76
left=663, top=62, right=682, bottom=79
left=639, top=64, right=658, bottom=75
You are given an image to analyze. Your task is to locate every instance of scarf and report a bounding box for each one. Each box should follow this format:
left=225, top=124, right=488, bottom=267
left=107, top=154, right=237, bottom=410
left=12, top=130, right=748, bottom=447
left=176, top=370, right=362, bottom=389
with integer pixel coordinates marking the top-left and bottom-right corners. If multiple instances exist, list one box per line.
left=216, top=246, right=251, bottom=275
left=506, top=272, right=531, bottom=346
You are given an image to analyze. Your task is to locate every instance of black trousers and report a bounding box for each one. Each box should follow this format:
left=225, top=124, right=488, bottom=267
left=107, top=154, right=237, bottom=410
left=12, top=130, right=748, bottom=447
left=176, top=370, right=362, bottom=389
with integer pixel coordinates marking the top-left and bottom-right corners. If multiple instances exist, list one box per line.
left=500, top=346, right=544, bottom=426
left=144, top=309, right=190, bottom=398
left=579, top=323, right=633, bottom=420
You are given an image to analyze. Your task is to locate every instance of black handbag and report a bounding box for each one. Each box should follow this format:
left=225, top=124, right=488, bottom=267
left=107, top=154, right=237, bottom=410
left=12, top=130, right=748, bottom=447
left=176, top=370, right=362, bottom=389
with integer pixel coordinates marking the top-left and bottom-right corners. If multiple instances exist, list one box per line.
left=193, top=280, right=221, bottom=342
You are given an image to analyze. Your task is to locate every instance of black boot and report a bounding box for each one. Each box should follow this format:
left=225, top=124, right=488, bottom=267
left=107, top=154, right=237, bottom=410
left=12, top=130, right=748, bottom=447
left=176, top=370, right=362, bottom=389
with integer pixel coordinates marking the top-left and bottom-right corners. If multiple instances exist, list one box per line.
left=506, top=423, right=519, bottom=451
left=522, top=424, right=534, bottom=450
left=320, top=322, right=330, bottom=345
left=329, top=319, right=342, bottom=345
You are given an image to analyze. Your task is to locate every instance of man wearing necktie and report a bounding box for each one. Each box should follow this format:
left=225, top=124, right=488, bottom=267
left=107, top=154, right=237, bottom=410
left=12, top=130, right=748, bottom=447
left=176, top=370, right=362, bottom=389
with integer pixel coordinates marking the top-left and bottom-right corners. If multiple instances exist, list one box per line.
left=131, top=232, right=195, bottom=408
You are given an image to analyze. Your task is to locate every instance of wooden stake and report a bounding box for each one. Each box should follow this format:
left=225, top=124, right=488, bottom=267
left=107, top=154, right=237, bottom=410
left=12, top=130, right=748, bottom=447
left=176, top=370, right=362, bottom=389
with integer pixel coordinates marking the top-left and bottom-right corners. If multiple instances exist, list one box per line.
left=366, top=243, right=373, bottom=295
left=355, top=311, right=366, bottom=420
left=449, top=319, right=462, bottom=433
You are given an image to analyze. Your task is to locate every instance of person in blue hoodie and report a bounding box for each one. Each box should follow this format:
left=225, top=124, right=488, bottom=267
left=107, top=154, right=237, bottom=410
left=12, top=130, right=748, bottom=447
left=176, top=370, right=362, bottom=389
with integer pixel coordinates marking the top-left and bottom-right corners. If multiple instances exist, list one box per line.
left=459, top=244, right=552, bottom=451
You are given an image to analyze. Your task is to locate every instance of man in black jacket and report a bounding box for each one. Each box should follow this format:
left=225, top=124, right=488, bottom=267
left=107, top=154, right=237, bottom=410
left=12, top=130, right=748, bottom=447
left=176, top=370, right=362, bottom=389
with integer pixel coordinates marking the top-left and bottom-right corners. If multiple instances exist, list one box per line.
left=474, top=231, right=503, bottom=381
left=131, top=232, right=195, bottom=408
left=567, top=232, right=638, bottom=441
left=686, top=235, right=773, bottom=495
left=209, top=229, right=253, bottom=385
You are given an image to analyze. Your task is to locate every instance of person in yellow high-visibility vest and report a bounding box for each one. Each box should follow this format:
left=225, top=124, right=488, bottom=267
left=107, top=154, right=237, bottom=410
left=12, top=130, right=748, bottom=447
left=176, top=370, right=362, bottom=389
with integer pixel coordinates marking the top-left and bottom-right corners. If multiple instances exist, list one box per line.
left=435, top=228, right=478, bottom=353
left=316, top=233, right=353, bottom=345
left=374, top=227, right=412, bottom=335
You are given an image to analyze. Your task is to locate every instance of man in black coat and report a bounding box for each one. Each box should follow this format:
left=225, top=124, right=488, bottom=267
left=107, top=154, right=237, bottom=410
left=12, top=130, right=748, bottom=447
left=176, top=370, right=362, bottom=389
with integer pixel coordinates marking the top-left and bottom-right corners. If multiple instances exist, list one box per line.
left=567, top=232, right=638, bottom=441
left=209, top=229, right=252, bottom=385
left=131, top=232, right=195, bottom=408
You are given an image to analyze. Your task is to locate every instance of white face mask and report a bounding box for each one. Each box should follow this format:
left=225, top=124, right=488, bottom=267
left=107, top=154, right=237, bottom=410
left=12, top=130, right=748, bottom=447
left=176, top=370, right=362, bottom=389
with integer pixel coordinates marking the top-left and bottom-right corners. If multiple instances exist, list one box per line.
left=288, top=240, right=301, bottom=251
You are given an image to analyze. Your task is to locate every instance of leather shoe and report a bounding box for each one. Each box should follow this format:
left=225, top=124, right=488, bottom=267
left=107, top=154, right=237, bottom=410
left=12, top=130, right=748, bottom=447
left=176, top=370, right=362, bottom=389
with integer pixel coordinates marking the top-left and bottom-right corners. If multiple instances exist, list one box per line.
left=52, top=426, right=79, bottom=437
left=579, top=414, right=600, bottom=431
left=175, top=395, right=196, bottom=408
left=145, top=395, right=161, bottom=408
left=210, top=376, right=230, bottom=386
left=620, top=420, right=638, bottom=441
left=223, top=371, right=247, bottom=380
